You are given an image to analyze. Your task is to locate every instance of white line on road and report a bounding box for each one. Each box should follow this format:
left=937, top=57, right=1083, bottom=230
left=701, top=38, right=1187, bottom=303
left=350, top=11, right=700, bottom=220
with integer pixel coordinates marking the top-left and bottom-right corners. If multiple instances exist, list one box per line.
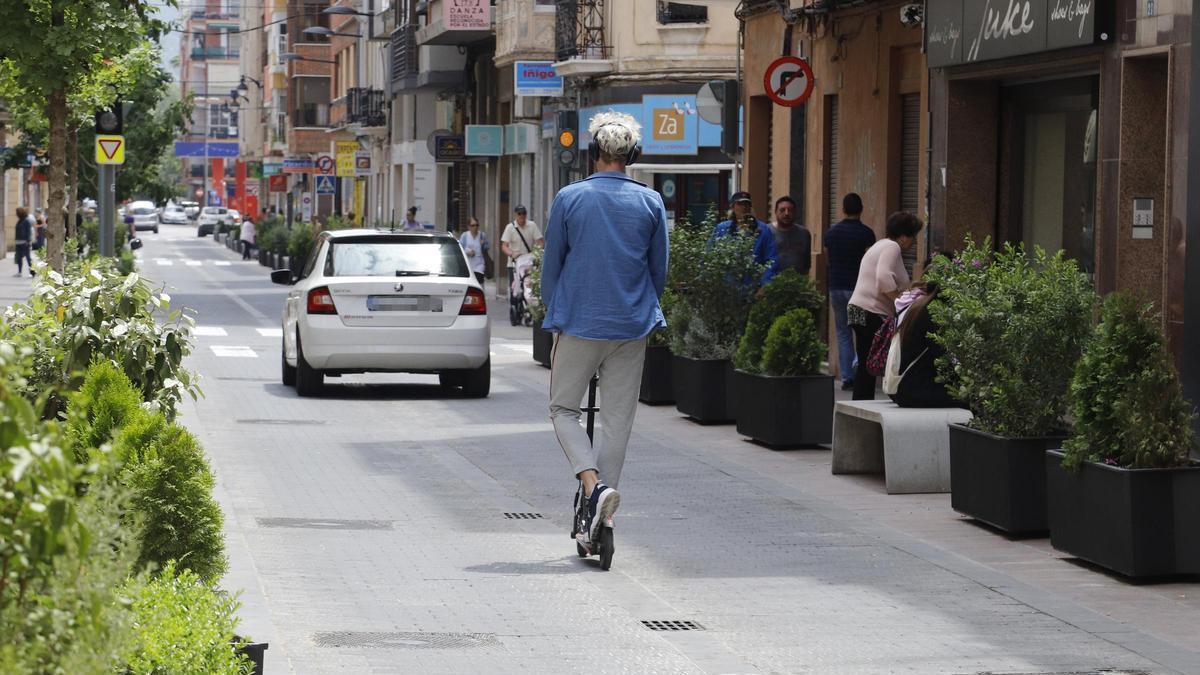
left=193, top=326, right=229, bottom=337
left=213, top=261, right=232, bottom=266
left=155, top=259, right=174, bottom=266
left=185, top=260, right=203, bottom=266
left=256, top=328, right=283, bottom=337
left=210, top=345, right=258, bottom=358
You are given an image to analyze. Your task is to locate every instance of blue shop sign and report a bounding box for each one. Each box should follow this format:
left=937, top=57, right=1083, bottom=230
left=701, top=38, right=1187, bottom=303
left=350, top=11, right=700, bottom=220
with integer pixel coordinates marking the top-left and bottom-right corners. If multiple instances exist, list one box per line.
left=580, top=97, right=725, bottom=156
left=174, top=141, right=240, bottom=158
left=514, top=61, right=563, bottom=97
left=465, top=125, right=504, bottom=156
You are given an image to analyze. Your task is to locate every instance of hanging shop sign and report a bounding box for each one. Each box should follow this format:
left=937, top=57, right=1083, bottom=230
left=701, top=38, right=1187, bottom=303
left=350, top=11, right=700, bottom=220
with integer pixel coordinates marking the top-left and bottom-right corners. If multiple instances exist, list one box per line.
left=465, top=125, right=504, bottom=156
left=763, top=56, right=815, bottom=108
left=434, top=134, right=466, bottom=162
left=504, top=123, right=539, bottom=155
left=925, top=0, right=1108, bottom=68
left=642, top=95, right=699, bottom=156
left=514, top=61, right=563, bottom=97
left=282, top=157, right=314, bottom=174
left=336, top=141, right=358, bottom=177
left=444, top=0, right=489, bottom=30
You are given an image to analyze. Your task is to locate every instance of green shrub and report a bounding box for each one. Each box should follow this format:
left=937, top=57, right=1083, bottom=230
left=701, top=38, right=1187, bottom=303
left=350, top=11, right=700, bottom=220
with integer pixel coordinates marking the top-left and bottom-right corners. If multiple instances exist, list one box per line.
left=259, top=222, right=289, bottom=254
left=289, top=221, right=317, bottom=263
left=734, top=269, right=824, bottom=373
left=111, top=412, right=227, bottom=582
left=75, top=217, right=129, bottom=256
left=66, top=360, right=145, bottom=462
left=1062, top=293, right=1196, bottom=470
left=760, top=309, right=825, bottom=377
left=665, top=217, right=765, bottom=360
left=527, top=247, right=546, bottom=324
left=121, top=561, right=251, bottom=675
left=925, top=237, right=1094, bottom=437
left=2, top=257, right=198, bottom=419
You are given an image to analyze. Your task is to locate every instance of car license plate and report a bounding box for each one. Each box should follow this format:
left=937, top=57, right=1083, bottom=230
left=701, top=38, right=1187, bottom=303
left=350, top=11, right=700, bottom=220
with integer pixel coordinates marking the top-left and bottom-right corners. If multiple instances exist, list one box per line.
left=367, top=295, right=440, bottom=312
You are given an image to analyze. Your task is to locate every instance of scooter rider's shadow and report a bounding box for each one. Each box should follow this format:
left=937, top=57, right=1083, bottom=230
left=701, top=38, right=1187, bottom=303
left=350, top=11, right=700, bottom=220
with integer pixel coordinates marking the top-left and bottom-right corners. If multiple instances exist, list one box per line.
left=463, top=557, right=591, bottom=576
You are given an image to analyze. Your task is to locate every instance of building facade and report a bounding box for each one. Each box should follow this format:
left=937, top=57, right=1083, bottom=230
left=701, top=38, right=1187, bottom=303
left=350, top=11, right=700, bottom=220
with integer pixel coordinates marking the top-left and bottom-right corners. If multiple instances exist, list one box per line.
left=180, top=0, right=242, bottom=205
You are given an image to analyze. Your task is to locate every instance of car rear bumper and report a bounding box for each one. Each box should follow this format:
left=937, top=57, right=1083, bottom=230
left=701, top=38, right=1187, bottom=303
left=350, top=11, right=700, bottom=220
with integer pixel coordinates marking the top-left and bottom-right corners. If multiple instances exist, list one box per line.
left=299, top=315, right=490, bottom=371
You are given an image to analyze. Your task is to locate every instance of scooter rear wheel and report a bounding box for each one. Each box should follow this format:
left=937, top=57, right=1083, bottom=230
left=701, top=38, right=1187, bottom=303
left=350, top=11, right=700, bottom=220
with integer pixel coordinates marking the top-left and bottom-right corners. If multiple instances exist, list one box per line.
left=576, top=541, right=588, bottom=558
left=598, top=527, right=614, bottom=571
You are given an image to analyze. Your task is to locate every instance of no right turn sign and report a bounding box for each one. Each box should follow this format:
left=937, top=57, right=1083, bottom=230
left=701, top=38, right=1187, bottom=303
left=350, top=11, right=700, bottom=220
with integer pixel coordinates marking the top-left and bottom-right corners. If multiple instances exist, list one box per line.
left=763, top=56, right=815, bottom=108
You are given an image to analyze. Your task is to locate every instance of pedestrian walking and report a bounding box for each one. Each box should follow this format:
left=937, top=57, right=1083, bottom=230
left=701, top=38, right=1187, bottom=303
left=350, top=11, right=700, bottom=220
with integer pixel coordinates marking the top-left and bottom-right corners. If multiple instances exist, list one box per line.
left=769, top=195, right=810, bottom=276
left=824, top=193, right=877, bottom=390
left=459, top=217, right=489, bottom=284
left=402, top=206, right=423, bottom=232
left=542, top=111, right=668, bottom=558
left=240, top=215, right=257, bottom=261
left=500, top=205, right=543, bottom=266
left=847, top=211, right=923, bottom=401
left=710, top=191, right=779, bottom=284
left=33, top=214, right=46, bottom=251
left=12, top=207, right=34, bottom=277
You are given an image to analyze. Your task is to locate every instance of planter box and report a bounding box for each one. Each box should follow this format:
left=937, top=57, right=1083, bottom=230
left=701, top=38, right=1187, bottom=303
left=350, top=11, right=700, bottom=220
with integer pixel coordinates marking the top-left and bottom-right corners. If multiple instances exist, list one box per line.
left=235, top=640, right=267, bottom=675
left=949, top=425, right=1065, bottom=535
left=532, top=323, right=553, bottom=369
left=258, top=249, right=268, bottom=266
left=672, top=356, right=734, bottom=424
left=734, top=370, right=833, bottom=447
left=639, top=345, right=674, bottom=405
left=1046, top=450, right=1200, bottom=577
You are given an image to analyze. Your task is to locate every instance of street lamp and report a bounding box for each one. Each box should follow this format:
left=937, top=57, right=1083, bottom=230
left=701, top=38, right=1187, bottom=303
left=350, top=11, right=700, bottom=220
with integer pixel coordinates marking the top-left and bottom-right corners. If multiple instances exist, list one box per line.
left=301, top=26, right=362, bottom=38
left=322, top=6, right=373, bottom=16
left=237, top=75, right=263, bottom=95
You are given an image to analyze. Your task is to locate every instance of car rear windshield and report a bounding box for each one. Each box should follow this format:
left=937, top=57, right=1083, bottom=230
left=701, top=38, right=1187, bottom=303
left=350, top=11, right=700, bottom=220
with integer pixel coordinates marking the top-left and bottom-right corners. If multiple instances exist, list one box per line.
left=130, top=206, right=156, bottom=215
left=325, top=237, right=469, bottom=278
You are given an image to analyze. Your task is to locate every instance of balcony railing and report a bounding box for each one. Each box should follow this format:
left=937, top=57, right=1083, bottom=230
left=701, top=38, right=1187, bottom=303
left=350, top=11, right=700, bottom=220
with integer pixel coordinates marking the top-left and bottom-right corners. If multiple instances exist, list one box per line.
left=390, top=24, right=418, bottom=86
left=347, top=87, right=387, bottom=128
left=190, top=47, right=240, bottom=60
left=555, top=0, right=608, bottom=61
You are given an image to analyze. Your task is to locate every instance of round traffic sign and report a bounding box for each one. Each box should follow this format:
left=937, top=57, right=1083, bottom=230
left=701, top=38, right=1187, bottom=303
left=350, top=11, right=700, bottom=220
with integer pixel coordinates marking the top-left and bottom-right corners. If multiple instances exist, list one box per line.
left=763, top=56, right=815, bottom=108
left=315, top=154, right=335, bottom=175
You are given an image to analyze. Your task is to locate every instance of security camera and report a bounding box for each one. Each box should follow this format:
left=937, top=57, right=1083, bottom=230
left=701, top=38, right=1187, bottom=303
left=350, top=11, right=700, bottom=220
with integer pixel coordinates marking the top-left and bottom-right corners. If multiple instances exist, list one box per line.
left=900, top=3, right=924, bottom=27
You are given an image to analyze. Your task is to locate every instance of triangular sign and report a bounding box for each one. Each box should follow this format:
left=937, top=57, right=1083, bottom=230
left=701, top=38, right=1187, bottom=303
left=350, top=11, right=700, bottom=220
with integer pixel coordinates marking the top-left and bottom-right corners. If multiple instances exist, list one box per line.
left=98, top=138, right=122, bottom=160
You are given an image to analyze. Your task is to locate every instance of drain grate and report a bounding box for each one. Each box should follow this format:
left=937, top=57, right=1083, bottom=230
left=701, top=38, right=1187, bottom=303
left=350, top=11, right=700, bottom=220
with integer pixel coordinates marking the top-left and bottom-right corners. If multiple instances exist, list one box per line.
left=312, top=631, right=499, bottom=650
left=641, top=620, right=705, bottom=632
left=503, top=512, right=543, bottom=519
left=237, top=418, right=326, bottom=425
left=256, top=518, right=393, bottom=530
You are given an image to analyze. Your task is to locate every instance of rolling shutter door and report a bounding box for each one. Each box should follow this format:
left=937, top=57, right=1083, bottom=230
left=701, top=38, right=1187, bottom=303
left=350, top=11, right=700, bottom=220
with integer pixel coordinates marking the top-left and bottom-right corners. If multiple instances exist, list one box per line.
left=899, top=93, right=920, bottom=276
left=826, top=96, right=840, bottom=227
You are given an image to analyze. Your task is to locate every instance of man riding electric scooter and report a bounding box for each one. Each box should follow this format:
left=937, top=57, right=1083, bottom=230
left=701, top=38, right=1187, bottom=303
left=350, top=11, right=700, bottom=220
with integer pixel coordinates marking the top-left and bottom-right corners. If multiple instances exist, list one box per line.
left=540, top=111, right=669, bottom=569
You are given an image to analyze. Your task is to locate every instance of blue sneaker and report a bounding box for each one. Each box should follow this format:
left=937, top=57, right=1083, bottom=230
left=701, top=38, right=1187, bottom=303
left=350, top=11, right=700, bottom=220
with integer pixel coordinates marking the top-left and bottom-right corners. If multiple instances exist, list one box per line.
left=579, top=484, right=620, bottom=545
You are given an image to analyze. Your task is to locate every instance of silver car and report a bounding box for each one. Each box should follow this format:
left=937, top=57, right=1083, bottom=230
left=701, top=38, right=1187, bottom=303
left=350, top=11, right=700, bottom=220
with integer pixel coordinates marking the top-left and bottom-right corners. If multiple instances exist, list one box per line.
left=126, top=201, right=159, bottom=234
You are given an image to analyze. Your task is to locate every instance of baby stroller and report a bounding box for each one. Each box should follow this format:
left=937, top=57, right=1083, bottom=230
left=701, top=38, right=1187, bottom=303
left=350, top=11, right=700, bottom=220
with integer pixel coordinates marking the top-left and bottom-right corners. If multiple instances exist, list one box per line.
left=509, top=252, right=539, bottom=327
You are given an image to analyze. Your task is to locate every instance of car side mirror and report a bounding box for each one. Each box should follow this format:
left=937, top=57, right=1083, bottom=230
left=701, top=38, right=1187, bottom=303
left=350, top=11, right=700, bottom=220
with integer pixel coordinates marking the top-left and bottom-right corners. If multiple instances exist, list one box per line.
left=270, top=269, right=295, bottom=285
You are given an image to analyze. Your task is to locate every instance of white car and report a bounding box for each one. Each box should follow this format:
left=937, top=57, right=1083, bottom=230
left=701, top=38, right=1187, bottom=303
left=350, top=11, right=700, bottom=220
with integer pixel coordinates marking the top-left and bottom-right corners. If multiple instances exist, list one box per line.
left=126, top=201, right=159, bottom=233
left=180, top=201, right=200, bottom=220
left=224, top=209, right=241, bottom=227
left=196, top=207, right=228, bottom=236
left=272, top=230, right=491, bottom=397
left=160, top=205, right=188, bottom=225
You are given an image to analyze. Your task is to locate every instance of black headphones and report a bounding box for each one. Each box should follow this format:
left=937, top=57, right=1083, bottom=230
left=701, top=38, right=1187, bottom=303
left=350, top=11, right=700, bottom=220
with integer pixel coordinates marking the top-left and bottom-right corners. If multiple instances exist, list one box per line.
left=588, top=139, right=641, bottom=166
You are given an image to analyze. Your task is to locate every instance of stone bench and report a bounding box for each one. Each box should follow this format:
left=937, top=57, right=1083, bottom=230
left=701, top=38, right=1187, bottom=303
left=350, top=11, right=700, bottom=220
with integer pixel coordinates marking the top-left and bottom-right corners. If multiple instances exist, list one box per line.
left=830, top=400, right=972, bottom=494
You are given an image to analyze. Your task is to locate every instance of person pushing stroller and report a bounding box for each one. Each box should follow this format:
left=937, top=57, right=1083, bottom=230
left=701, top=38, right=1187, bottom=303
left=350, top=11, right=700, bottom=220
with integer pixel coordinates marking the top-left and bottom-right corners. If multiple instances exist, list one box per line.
left=501, top=205, right=543, bottom=326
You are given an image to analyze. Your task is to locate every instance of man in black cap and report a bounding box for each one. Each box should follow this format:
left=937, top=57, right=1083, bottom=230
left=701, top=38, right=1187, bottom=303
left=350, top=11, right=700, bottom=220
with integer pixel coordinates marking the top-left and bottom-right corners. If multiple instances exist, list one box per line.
left=710, top=191, right=779, bottom=284
left=500, top=204, right=543, bottom=267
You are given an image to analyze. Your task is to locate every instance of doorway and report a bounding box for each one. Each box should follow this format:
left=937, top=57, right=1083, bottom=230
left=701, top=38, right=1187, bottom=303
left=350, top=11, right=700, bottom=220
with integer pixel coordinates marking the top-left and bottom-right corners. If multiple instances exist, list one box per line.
left=652, top=171, right=730, bottom=227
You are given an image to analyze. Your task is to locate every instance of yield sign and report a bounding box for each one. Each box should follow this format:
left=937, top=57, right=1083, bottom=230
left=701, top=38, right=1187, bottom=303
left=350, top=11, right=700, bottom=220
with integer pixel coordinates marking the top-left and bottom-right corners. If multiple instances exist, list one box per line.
left=763, top=56, right=815, bottom=108
left=95, top=135, right=126, bottom=164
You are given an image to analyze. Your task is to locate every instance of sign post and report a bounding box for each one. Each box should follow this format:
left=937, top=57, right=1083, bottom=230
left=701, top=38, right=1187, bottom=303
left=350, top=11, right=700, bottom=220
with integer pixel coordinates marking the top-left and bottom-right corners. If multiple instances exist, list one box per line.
left=95, top=134, right=125, bottom=257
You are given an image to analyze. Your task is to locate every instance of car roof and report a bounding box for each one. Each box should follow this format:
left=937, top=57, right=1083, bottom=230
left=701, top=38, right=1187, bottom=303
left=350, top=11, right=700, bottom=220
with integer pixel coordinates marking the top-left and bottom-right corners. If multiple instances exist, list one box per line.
left=323, top=229, right=451, bottom=239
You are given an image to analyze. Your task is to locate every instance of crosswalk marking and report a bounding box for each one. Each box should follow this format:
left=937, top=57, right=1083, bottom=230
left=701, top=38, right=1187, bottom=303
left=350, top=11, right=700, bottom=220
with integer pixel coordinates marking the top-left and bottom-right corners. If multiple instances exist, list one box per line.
left=185, top=260, right=202, bottom=266
left=193, top=326, right=228, bottom=337
left=210, top=345, right=258, bottom=358
left=213, top=261, right=232, bottom=266
left=155, top=259, right=174, bottom=266
left=256, top=328, right=283, bottom=338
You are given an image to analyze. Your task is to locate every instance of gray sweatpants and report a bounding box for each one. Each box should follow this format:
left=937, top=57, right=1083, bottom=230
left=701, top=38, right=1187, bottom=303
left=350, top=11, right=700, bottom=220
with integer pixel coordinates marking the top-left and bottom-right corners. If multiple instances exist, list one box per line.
left=549, top=333, right=647, bottom=489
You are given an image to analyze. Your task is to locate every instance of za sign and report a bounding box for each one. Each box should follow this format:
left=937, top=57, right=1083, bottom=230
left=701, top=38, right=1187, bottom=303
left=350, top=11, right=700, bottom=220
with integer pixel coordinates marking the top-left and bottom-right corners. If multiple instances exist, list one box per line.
left=643, top=95, right=698, bottom=155
left=515, top=62, right=562, bottom=97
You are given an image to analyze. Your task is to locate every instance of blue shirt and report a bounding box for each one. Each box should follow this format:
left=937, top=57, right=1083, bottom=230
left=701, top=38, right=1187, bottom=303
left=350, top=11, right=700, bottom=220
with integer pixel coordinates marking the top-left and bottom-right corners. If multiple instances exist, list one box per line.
left=823, top=218, right=876, bottom=291
left=710, top=218, right=780, bottom=284
left=541, top=172, right=669, bottom=340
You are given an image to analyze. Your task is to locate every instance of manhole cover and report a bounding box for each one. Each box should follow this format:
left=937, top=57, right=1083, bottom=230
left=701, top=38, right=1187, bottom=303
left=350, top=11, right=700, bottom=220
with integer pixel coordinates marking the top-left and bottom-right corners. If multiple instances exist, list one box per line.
left=312, top=631, right=499, bottom=649
left=641, top=620, right=704, bottom=631
left=256, top=518, right=393, bottom=530
left=503, top=512, right=543, bottom=519
left=237, top=418, right=326, bottom=425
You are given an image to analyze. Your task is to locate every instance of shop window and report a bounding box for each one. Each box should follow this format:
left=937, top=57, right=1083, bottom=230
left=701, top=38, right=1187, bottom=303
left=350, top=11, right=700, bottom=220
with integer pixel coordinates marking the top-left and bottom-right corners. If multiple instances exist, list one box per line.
left=824, top=95, right=840, bottom=227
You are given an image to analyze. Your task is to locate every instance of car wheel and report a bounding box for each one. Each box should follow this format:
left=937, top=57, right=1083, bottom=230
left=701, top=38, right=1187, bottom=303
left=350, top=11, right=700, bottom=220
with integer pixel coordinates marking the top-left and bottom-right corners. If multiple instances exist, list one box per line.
left=294, top=330, right=324, bottom=396
left=281, top=336, right=296, bottom=387
left=438, top=371, right=464, bottom=389
left=153, top=226, right=159, bottom=234
left=461, top=359, right=490, bottom=398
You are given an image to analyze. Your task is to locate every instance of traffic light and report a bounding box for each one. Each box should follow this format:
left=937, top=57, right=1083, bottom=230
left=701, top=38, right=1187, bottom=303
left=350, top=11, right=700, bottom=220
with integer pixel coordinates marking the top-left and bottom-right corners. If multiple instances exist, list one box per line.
left=94, top=103, right=123, bottom=136
left=710, top=79, right=740, bottom=157
left=556, top=110, right=578, bottom=167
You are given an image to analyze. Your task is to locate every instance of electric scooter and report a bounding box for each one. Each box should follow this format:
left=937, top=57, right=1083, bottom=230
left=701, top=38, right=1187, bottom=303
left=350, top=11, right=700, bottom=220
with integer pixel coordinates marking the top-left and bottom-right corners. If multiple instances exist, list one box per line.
left=569, top=375, right=614, bottom=570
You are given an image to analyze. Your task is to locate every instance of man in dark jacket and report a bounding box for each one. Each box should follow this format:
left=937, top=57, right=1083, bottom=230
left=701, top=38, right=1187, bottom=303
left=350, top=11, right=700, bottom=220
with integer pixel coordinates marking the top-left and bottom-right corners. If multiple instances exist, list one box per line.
left=823, top=193, right=875, bottom=389
left=13, top=207, right=34, bottom=277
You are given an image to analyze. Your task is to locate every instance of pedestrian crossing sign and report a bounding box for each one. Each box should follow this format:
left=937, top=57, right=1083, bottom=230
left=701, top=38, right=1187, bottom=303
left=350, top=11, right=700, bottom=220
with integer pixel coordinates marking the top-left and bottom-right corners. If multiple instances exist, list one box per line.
left=95, top=135, right=125, bottom=165
left=315, top=174, right=336, bottom=195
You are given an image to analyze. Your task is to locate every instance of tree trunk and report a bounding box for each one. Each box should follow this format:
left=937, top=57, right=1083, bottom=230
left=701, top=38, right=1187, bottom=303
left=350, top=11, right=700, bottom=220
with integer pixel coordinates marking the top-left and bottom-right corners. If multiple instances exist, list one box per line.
left=67, top=126, right=78, bottom=243
left=46, top=89, right=68, bottom=272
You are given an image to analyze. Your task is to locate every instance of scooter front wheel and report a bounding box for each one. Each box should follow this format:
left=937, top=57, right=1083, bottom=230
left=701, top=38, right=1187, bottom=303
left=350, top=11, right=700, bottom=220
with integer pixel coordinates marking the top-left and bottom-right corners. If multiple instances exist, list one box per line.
left=598, top=527, right=614, bottom=571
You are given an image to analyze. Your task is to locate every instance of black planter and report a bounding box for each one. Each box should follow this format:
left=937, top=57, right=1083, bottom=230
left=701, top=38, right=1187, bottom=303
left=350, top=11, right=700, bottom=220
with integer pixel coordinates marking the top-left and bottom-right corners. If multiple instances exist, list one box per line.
left=235, top=640, right=268, bottom=675
left=532, top=323, right=553, bottom=369
left=639, top=345, right=674, bottom=405
left=733, top=370, right=833, bottom=447
left=949, top=425, right=1065, bottom=535
left=672, top=356, right=734, bottom=424
left=1046, top=450, right=1200, bottom=578
left=258, top=249, right=268, bottom=266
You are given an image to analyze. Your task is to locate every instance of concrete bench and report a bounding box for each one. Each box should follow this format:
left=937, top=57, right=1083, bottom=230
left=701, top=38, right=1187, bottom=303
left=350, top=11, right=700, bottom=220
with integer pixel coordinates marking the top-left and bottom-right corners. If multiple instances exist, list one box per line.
left=831, top=400, right=972, bottom=494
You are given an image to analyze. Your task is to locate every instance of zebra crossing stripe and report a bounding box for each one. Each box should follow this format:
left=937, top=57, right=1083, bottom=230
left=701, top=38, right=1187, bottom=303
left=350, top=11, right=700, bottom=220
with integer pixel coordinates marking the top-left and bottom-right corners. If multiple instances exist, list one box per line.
left=210, top=345, right=257, bottom=358
left=193, top=326, right=228, bottom=337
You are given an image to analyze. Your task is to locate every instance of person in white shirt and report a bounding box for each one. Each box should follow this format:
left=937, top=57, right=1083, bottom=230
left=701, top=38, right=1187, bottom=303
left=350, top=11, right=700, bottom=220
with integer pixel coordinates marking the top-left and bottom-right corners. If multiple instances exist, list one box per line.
left=500, top=205, right=543, bottom=267
left=239, top=217, right=257, bottom=260
left=459, top=216, right=489, bottom=284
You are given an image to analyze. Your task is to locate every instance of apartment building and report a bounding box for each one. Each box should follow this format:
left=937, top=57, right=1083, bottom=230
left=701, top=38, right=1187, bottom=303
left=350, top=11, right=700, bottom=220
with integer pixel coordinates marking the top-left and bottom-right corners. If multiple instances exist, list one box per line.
left=179, top=0, right=242, bottom=205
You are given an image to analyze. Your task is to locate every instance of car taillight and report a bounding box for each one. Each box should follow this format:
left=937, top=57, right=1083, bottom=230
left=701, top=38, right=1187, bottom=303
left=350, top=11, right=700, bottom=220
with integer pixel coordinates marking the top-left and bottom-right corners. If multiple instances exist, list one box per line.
left=307, top=287, right=337, bottom=315
left=460, top=287, right=487, bottom=315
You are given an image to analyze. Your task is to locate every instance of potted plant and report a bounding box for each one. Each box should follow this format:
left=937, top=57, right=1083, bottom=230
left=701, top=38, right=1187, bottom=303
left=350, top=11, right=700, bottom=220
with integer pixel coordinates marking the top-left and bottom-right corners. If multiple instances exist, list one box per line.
left=526, top=248, right=552, bottom=368
left=927, top=239, right=1094, bottom=535
left=639, top=288, right=675, bottom=405
left=732, top=270, right=830, bottom=447
left=666, top=219, right=764, bottom=424
left=1046, top=293, right=1199, bottom=577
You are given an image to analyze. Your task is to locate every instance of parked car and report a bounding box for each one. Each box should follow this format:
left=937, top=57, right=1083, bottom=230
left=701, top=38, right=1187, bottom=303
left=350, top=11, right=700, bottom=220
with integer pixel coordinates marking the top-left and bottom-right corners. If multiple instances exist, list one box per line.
left=224, top=209, right=242, bottom=227
left=126, top=201, right=159, bottom=234
left=271, top=230, right=491, bottom=398
left=160, top=205, right=188, bottom=225
left=180, top=201, right=200, bottom=220
left=196, top=207, right=229, bottom=236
